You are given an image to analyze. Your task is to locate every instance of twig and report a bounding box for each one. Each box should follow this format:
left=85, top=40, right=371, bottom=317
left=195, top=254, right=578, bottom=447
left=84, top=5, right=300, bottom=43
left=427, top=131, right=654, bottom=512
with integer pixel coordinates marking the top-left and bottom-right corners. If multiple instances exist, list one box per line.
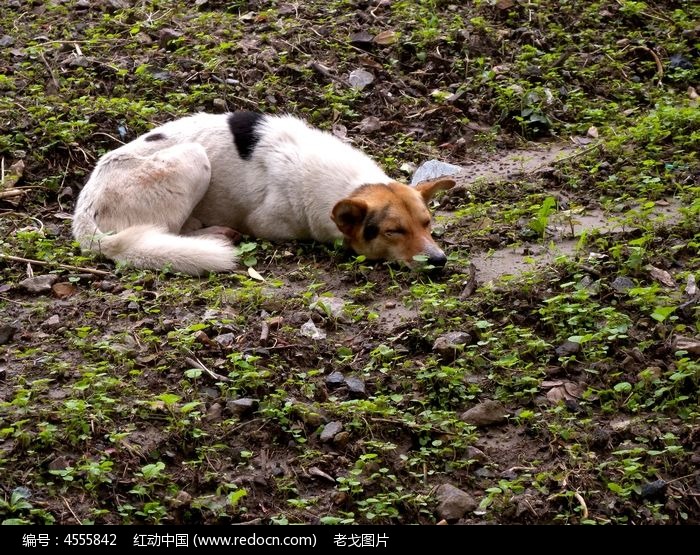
left=0, top=188, right=24, bottom=199
left=260, top=320, right=270, bottom=346
left=0, top=253, right=112, bottom=276
left=184, top=352, right=233, bottom=383
left=309, top=61, right=348, bottom=87
left=573, top=491, right=588, bottom=520
left=633, top=45, right=664, bottom=85
left=39, top=51, right=60, bottom=92
left=556, top=141, right=603, bottom=164
left=61, top=495, right=82, bottom=525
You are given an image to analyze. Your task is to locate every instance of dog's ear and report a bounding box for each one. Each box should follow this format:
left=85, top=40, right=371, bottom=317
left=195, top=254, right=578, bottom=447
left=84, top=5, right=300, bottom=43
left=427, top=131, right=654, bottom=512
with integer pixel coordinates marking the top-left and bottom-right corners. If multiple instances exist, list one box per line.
left=415, top=178, right=456, bottom=201
left=332, top=198, right=368, bottom=236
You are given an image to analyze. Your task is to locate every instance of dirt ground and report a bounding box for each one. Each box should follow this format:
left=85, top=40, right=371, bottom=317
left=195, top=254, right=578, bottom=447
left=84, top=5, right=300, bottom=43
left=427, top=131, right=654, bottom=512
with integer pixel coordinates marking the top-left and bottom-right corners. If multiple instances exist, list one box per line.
left=1, top=0, right=699, bottom=525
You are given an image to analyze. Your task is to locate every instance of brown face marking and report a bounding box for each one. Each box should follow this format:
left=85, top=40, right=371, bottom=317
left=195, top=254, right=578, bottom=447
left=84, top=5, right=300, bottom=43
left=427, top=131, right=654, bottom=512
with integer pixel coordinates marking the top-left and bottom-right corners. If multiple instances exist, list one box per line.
left=331, top=178, right=456, bottom=267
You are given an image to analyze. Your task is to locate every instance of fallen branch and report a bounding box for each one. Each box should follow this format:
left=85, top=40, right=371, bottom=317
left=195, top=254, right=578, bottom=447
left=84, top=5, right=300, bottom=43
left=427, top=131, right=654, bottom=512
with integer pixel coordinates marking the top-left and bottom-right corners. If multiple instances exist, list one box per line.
left=633, top=45, right=664, bottom=84
left=0, top=253, right=112, bottom=276
left=184, top=351, right=233, bottom=383
left=573, top=491, right=589, bottom=520
left=0, top=188, right=24, bottom=199
left=556, top=141, right=603, bottom=164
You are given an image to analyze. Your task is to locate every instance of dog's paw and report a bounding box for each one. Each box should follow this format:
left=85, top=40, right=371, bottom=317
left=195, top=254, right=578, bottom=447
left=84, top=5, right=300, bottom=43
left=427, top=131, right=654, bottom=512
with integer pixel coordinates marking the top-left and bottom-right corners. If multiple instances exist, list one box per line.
left=200, top=225, right=242, bottom=244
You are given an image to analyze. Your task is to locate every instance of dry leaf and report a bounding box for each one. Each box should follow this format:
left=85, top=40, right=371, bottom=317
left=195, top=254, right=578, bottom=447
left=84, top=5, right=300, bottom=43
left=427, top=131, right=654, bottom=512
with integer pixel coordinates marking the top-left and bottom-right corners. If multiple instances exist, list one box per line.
left=587, top=126, right=599, bottom=138
left=248, top=267, right=264, bottom=281
left=496, top=0, right=515, bottom=9
left=647, top=265, right=675, bottom=288
left=542, top=380, right=584, bottom=404
left=308, top=466, right=335, bottom=482
left=373, top=30, right=398, bottom=45
left=52, top=282, right=77, bottom=298
left=674, top=336, right=700, bottom=355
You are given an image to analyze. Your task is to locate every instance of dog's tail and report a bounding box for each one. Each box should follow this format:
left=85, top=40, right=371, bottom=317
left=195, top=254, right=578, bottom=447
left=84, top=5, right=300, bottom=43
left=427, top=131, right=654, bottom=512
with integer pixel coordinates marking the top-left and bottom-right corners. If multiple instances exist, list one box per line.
left=73, top=216, right=237, bottom=275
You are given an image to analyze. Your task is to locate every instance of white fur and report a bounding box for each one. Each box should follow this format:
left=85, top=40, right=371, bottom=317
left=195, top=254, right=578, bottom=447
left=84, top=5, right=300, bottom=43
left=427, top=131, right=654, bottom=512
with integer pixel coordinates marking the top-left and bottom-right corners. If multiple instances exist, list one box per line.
left=72, top=113, right=391, bottom=274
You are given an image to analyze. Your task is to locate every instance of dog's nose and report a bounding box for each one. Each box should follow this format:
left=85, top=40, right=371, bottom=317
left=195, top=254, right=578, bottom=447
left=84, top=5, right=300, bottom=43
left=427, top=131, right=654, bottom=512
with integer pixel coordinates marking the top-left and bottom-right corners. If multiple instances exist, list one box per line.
left=428, top=252, right=447, bottom=267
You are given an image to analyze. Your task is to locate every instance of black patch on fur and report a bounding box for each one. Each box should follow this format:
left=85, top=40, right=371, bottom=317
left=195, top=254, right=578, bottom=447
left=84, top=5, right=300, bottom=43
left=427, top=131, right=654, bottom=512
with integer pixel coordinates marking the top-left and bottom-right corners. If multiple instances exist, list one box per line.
left=228, top=111, right=264, bottom=160
left=362, top=207, right=388, bottom=241
left=144, top=132, right=166, bottom=142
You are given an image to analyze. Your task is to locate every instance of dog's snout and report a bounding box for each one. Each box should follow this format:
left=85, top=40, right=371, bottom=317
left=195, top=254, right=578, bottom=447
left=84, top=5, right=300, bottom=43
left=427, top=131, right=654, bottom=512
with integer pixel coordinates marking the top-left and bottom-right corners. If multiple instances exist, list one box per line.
left=428, top=252, right=447, bottom=267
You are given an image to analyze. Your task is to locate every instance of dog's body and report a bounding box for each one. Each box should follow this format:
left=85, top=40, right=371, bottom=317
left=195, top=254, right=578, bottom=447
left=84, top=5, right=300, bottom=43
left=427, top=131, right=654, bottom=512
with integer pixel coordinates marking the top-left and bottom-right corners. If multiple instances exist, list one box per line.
left=72, top=111, right=455, bottom=274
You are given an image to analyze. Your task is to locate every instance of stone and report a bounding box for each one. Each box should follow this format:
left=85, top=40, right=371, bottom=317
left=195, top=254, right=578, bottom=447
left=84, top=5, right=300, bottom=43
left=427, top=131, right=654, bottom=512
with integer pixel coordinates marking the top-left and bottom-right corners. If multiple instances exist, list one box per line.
left=311, top=296, right=349, bottom=322
left=555, top=340, right=580, bottom=357
left=19, top=274, right=59, bottom=293
left=0, top=325, right=16, bottom=345
left=411, top=160, right=463, bottom=186
left=227, top=398, right=256, bottom=416
left=205, top=403, right=223, bottom=421
left=333, top=431, right=351, bottom=447
left=320, top=421, right=343, bottom=443
left=214, top=332, right=236, bottom=348
left=345, top=376, right=366, bottom=396
left=611, top=276, right=635, bottom=293
left=435, top=483, right=477, bottom=521
left=433, top=331, right=472, bottom=360
left=325, top=371, right=345, bottom=386
left=41, top=315, right=61, bottom=329
left=300, top=319, right=326, bottom=340
left=460, top=400, right=508, bottom=427
left=348, top=68, right=374, bottom=89
left=464, top=446, right=488, bottom=464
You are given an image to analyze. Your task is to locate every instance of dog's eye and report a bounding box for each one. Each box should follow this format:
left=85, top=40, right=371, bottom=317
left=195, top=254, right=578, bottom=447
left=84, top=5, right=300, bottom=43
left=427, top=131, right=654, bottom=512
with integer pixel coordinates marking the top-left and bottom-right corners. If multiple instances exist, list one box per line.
left=384, top=228, right=406, bottom=237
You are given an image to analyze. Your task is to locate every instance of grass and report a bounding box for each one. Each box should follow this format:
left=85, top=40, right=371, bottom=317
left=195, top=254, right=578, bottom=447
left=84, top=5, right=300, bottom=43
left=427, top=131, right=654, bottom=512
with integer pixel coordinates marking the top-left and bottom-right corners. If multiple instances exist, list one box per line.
left=1, top=0, right=698, bottom=525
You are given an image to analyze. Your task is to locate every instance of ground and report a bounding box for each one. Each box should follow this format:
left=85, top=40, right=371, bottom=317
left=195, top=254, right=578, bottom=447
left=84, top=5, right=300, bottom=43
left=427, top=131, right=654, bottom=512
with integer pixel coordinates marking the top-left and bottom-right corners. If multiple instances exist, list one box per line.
left=1, top=0, right=699, bottom=525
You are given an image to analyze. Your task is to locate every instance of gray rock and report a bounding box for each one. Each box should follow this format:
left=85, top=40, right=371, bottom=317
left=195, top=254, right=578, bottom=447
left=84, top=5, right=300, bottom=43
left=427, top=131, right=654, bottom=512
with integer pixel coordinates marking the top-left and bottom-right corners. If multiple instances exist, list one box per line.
left=158, top=28, right=182, bottom=50
left=19, top=274, right=59, bottom=293
left=0, top=35, right=15, bottom=47
left=411, top=160, right=463, bottom=186
left=333, top=431, right=351, bottom=447
left=214, top=332, right=236, bottom=348
left=292, top=402, right=326, bottom=427
left=227, top=398, right=257, bottom=416
left=464, top=446, right=488, bottom=464
left=212, top=98, right=227, bottom=112
left=311, top=296, right=349, bottom=322
left=300, top=319, right=326, bottom=340
left=474, top=467, right=496, bottom=479
left=555, top=340, right=580, bottom=357
left=611, top=276, right=635, bottom=293
left=320, top=421, right=343, bottom=443
left=348, top=68, right=374, bottom=89
left=325, top=371, right=345, bottom=386
left=41, top=315, right=61, bottom=329
left=460, top=400, right=508, bottom=427
left=48, top=456, right=71, bottom=471
left=349, top=31, right=374, bottom=48
left=170, top=490, right=192, bottom=508
left=345, top=376, right=366, bottom=395
left=435, top=483, right=477, bottom=521
left=205, top=402, right=223, bottom=421
left=0, top=325, right=16, bottom=345
left=433, top=331, right=472, bottom=360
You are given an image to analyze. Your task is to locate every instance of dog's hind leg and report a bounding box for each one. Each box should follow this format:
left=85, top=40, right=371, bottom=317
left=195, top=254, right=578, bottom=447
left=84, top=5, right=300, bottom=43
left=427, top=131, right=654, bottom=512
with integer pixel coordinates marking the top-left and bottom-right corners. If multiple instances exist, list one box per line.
left=91, top=142, right=213, bottom=236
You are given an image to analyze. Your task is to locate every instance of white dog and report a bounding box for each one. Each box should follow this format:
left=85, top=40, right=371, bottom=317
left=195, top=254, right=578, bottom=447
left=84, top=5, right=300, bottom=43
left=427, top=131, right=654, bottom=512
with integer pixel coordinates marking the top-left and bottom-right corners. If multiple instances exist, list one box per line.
left=72, top=112, right=455, bottom=274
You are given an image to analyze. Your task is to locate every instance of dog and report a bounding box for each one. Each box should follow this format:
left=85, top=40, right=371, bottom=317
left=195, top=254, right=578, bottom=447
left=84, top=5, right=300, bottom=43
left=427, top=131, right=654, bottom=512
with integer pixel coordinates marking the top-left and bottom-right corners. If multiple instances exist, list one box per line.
left=72, top=111, right=456, bottom=274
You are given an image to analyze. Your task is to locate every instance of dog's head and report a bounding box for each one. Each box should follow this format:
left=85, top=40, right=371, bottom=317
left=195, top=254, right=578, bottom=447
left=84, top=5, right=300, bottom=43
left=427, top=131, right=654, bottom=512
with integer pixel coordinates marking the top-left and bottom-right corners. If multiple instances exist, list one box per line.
left=331, top=178, right=456, bottom=268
